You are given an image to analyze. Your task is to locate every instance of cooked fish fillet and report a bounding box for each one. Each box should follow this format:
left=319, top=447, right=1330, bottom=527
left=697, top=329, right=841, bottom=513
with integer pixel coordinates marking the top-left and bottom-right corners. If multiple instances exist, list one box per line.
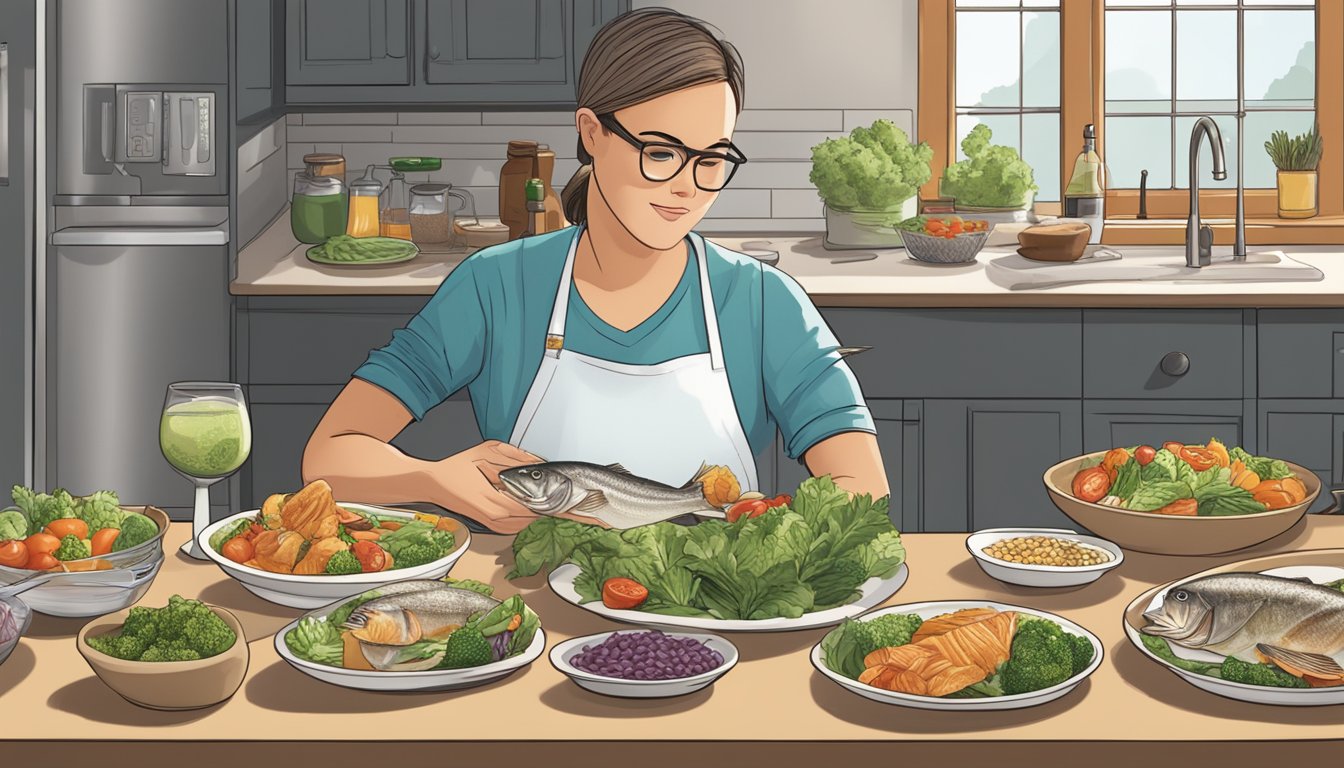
left=918, top=611, right=1017, bottom=675
left=250, top=529, right=305, bottom=573
left=281, top=479, right=341, bottom=540
left=292, top=537, right=349, bottom=575
left=911, top=607, right=1000, bottom=644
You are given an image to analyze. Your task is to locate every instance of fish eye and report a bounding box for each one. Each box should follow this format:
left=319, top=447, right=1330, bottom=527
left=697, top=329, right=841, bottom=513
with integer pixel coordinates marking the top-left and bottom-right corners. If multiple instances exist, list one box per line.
left=1174, top=590, right=1189, bottom=602
left=531, top=470, right=542, bottom=479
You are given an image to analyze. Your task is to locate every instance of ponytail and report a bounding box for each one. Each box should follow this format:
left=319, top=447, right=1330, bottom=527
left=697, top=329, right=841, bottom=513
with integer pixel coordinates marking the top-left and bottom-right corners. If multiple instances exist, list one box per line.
left=562, top=137, right=593, bottom=225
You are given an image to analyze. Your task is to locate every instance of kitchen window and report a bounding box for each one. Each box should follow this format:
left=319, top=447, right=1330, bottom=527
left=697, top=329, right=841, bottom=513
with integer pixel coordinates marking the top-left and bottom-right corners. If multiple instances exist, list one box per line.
left=919, top=0, right=1344, bottom=234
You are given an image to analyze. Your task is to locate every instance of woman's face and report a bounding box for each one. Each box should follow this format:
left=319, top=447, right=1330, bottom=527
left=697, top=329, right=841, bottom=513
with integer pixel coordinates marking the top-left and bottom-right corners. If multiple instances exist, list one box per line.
left=579, top=81, right=738, bottom=250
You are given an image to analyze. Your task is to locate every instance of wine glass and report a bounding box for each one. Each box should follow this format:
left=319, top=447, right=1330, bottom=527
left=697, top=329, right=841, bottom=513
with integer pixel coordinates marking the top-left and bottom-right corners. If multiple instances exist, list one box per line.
left=159, top=382, right=252, bottom=560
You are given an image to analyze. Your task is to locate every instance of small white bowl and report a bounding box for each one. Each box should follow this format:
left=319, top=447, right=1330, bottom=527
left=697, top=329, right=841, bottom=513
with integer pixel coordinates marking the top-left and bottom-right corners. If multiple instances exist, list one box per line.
left=550, top=630, right=738, bottom=699
left=966, top=527, right=1123, bottom=588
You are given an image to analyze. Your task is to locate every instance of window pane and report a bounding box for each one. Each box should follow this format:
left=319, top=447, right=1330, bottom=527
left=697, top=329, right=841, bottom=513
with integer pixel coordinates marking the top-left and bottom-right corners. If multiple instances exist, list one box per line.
left=1109, top=0, right=1169, bottom=6
left=1245, top=10, right=1314, bottom=108
left=1176, top=10, right=1236, bottom=110
left=1175, top=115, right=1237, bottom=189
left=1023, top=113, right=1060, bottom=202
left=956, top=114, right=1021, bottom=163
left=957, top=0, right=1020, bottom=7
left=1105, top=11, right=1172, bottom=109
left=1105, top=116, right=1172, bottom=188
left=1245, top=111, right=1316, bottom=187
left=1022, top=0, right=1059, bottom=7
left=1022, top=12, right=1060, bottom=108
left=957, top=12, right=1021, bottom=107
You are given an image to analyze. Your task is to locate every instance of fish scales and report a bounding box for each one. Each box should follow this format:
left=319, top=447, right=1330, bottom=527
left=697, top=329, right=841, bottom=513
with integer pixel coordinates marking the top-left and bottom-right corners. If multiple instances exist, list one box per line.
left=499, top=461, right=726, bottom=529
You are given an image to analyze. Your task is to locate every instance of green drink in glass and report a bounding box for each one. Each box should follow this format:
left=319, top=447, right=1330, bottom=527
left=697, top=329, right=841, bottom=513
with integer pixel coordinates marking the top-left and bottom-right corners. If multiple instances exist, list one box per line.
left=160, top=383, right=252, bottom=560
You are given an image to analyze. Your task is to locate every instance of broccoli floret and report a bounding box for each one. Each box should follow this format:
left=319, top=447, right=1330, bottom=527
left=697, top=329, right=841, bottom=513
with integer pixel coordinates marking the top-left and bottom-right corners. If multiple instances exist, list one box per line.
left=140, top=645, right=202, bottom=662
left=111, top=512, right=158, bottom=552
left=77, top=491, right=125, bottom=533
left=150, top=595, right=236, bottom=659
left=1000, top=620, right=1075, bottom=695
left=86, top=633, right=149, bottom=660
left=438, top=626, right=493, bottom=669
left=324, top=550, right=361, bottom=575
left=121, top=605, right=160, bottom=641
left=393, top=542, right=443, bottom=569
left=1220, top=656, right=1310, bottom=688
left=183, top=612, right=236, bottom=657
left=54, top=534, right=91, bottom=561
left=1067, top=632, right=1095, bottom=676
left=855, top=613, right=923, bottom=657
left=430, top=529, right=456, bottom=556
left=13, top=486, right=77, bottom=536
left=285, top=616, right=345, bottom=666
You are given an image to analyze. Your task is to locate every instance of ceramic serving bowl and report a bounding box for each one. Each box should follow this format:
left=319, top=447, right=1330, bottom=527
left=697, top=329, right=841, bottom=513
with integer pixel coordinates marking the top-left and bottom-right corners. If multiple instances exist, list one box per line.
left=198, top=504, right=472, bottom=609
left=0, top=595, right=32, bottom=667
left=902, top=230, right=990, bottom=264
left=77, top=604, right=249, bottom=710
left=1043, top=453, right=1319, bottom=556
left=1016, top=222, right=1091, bottom=262
left=966, top=527, right=1124, bottom=588
left=550, top=630, right=739, bottom=699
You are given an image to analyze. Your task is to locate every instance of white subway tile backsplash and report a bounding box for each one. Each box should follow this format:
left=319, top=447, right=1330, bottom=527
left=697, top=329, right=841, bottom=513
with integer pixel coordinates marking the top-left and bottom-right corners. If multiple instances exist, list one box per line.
left=396, top=111, right=484, bottom=125
left=286, top=143, right=316, bottom=169
left=734, top=110, right=843, bottom=132
left=285, top=113, right=303, bottom=125
left=287, top=125, right=395, bottom=143
left=482, top=111, right=575, bottom=126
left=302, top=112, right=399, bottom=125
left=697, top=218, right=824, bottom=234
left=702, top=189, right=771, bottom=218
left=843, top=109, right=916, bottom=136
left=734, top=131, right=844, bottom=161
left=770, top=189, right=825, bottom=219
left=391, top=125, right=577, bottom=147
left=734, top=160, right=814, bottom=190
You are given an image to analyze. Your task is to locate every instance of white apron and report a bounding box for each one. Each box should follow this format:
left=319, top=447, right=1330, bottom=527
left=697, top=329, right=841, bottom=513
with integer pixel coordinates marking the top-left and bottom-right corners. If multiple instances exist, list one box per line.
left=508, top=227, right=758, bottom=492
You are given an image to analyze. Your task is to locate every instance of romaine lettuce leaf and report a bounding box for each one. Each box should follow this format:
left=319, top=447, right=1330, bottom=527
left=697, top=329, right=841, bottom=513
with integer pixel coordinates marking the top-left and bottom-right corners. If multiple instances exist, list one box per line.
left=1126, top=481, right=1193, bottom=512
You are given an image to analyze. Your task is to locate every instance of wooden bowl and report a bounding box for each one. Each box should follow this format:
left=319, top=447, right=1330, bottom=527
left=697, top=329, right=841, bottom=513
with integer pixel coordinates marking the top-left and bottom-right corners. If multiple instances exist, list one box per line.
left=1017, top=222, right=1091, bottom=262
left=1042, top=452, right=1319, bottom=556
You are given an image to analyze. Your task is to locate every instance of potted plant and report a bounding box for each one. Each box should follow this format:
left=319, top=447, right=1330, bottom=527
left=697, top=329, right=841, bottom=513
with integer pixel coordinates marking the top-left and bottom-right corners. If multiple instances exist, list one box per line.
left=940, top=124, right=1038, bottom=225
left=1265, top=123, right=1322, bottom=219
left=810, top=120, right=933, bottom=250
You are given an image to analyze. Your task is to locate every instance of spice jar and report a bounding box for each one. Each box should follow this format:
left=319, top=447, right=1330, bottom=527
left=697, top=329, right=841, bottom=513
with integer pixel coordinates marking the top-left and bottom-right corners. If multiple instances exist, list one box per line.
left=379, top=168, right=412, bottom=240
left=346, top=165, right=382, bottom=238
left=291, top=172, right=347, bottom=244
left=303, top=153, right=346, bottom=179
left=410, top=183, right=476, bottom=250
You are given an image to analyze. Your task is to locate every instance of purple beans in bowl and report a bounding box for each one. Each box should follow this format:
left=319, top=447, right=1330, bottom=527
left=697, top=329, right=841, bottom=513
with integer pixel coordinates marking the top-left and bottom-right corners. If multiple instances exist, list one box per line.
left=550, top=630, right=739, bottom=699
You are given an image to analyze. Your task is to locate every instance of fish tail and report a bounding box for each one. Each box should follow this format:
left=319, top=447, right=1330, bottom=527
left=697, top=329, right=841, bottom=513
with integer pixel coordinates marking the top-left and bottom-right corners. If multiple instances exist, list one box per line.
left=681, top=461, right=712, bottom=490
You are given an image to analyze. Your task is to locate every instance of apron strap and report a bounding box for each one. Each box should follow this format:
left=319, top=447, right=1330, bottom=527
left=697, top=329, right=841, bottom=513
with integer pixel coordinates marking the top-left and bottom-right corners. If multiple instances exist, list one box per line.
left=690, top=234, right=726, bottom=372
left=544, top=226, right=584, bottom=358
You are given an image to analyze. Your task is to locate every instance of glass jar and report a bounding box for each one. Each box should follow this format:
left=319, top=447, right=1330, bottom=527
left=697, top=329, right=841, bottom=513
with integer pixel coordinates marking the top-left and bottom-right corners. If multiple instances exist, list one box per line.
left=303, top=153, right=346, bottom=179
left=379, top=168, right=411, bottom=240
left=409, top=183, right=452, bottom=244
left=290, top=172, right=347, bottom=244
left=346, top=165, right=382, bottom=238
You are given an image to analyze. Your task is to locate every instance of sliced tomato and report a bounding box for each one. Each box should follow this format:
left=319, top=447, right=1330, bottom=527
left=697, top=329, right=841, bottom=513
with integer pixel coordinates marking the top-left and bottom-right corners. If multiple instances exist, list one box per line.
left=1180, top=446, right=1218, bottom=472
left=1163, top=441, right=1185, bottom=455
left=1071, top=466, right=1112, bottom=503
left=601, top=577, right=649, bottom=609
left=0, top=540, right=28, bottom=569
left=1152, top=498, right=1198, bottom=516
left=726, top=499, right=768, bottom=523
left=1135, top=445, right=1157, bottom=466
left=351, top=540, right=387, bottom=573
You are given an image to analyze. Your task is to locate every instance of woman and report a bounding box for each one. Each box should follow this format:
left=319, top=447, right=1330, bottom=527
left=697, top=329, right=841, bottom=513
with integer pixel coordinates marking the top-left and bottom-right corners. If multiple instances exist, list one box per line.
left=302, top=8, right=887, bottom=534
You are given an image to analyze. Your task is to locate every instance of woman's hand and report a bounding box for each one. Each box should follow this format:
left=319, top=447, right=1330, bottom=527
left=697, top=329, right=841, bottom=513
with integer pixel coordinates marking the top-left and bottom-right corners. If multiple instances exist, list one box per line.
left=430, top=440, right=549, bottom=534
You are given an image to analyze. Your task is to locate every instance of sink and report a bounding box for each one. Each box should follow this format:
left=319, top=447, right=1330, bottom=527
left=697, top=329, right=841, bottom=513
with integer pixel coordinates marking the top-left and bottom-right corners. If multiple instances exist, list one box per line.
left=983, top=245, right=1324, bottom=290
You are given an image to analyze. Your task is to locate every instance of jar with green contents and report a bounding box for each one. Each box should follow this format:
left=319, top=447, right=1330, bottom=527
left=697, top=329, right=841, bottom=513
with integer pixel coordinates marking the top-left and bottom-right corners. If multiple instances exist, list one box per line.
left=291, top=173, right=348, bottom=244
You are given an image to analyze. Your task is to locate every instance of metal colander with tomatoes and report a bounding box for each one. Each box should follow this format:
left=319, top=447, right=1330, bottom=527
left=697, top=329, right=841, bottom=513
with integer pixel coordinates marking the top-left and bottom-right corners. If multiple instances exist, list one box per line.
left=1067, top=439, right=1309, bottom=517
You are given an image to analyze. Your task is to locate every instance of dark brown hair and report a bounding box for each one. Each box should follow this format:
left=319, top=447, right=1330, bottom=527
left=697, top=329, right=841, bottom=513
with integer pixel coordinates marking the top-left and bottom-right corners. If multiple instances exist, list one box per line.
left=561, top=8, right=746, bottom=225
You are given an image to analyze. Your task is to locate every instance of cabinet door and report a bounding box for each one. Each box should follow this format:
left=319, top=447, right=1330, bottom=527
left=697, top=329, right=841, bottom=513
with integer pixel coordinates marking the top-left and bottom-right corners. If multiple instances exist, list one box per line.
left=775, top=400, right=917, bottom=529
left=923, top=400, right=1082, bottom=532
left=423, top=0, right=569, bottom=92
left=573, top=0, right=628, bottom=83
left=287, top=0, right=411, bottom=86
left=237, top=0, right=276, bottom=121
left=1258, top=400, right=1341, bottom=514
left=1082, top=400, right=1247, bottom=455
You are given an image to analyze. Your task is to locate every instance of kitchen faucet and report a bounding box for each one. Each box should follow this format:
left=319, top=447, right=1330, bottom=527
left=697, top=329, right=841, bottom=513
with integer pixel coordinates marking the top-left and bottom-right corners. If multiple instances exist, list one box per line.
left=1186, top=116, right=1239, bottom=268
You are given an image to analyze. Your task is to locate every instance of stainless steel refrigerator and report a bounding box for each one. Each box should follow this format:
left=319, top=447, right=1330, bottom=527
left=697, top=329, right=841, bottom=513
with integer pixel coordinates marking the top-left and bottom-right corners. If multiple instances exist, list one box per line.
left=46, top=0, right=233, bottom=519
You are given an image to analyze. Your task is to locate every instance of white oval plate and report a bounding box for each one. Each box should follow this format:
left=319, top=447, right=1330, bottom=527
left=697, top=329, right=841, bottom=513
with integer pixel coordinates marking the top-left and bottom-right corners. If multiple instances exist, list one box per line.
left=550, top=630, right=738, bottom=698
left=811, top=600, right=1103, bottom=711
left=198, top=503, right=471, bottom=609
left=966, top=527, right=1124, bottom=588
left=1126, top=564, right=1344, bottom=706
left=274, top=610, right=545, bottom=693
left=547, top=563, right=908, bottom=633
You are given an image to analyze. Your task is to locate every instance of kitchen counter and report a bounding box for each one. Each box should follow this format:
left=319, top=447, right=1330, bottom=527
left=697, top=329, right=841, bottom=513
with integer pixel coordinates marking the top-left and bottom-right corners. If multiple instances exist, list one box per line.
left=5, top=519, right=1344, bottom=766
left=233, top=208, right=1344, bottom=306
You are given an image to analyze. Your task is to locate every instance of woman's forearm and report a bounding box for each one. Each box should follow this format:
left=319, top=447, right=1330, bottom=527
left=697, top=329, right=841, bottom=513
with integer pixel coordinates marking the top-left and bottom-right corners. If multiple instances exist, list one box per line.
left=302, top=433, right=444, bottom=505
left=803, top=431, right=891, bottom=500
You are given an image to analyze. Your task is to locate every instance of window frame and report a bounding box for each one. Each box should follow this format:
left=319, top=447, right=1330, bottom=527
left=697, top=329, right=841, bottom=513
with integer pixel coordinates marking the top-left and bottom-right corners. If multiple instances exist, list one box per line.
left=919, top=0, right=1344, bottom=228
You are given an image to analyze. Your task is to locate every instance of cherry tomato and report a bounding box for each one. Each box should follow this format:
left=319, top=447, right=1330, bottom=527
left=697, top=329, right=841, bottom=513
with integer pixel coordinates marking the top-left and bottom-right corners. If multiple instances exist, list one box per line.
left=601, top=577, right=649, bottom=610
left=766, top=493, right=792, bottom=509
left=1101, top=448, right=1131, bottom=472
left=1135, top=445, right=1157, bottom=466
left=1163, top=442, right=1185, bottom=456
left=726, top=499, right=768, bottom=523
left=25, top=532, right=61, bottom=556
left=45, top=518, right=89, bottom=541
left=0, top=539, right=28, bottom=569
left=1071, top=466, right=1112, bottom=503
left=351, top=540, right=387, bottom=573
left=90, top=528, right=120, bottom=557
left=26, top=552, right=59, bottom=571
left=1152, top=498, right=1199, bottom=516
left=221, top=536, right=255, bottom=564
left=1179, top=446, right=1218, bottom=472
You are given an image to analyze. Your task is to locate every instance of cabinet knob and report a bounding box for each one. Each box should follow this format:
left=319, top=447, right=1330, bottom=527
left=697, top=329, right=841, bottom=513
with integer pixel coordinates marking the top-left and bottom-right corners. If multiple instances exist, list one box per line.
left=1160, top=351, right=1190, bottom=377
left=429, top=47, right=440, bottom=61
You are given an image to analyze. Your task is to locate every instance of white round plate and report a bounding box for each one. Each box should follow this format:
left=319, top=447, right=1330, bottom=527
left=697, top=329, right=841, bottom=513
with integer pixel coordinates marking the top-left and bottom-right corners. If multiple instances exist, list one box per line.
left=547, top=563, right=908, bottom=633
left=966, top=527, right=1124, bottom=588
left=274, top=612, right=545, bottom=693
left=811, top=600, right=1103, bottom=711
left=1126, top=564, right=1344, bottom=706
left=549, top=630, right=738, bottom=698
left=198, top=504, right=471, bottom=609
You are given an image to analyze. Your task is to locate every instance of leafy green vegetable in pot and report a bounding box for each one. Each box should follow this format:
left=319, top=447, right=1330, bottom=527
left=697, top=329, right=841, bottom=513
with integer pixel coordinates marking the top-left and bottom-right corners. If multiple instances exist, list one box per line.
left=809, top=120, right=933, bottom=210
left=0, top=510, right=27, bottom=541
left=940, top=124, right=1037, bottom=208
left=111, top=512, right=159, bottom=551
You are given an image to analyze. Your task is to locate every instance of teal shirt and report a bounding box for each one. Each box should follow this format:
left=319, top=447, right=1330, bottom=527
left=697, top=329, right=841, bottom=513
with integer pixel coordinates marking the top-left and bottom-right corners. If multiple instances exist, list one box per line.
left=352, top=226, right=874, bottom=461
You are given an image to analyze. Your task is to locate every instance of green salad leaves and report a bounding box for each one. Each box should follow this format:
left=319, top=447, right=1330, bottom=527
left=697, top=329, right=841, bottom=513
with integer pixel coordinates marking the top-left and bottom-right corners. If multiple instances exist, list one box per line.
left=509, top=476, right=906, bottom=621
left=810, top=120, right=933, bottom=211
left=1095, top=441, right=1299, bottom=517
left=940, top=124, right=1037, bottom=208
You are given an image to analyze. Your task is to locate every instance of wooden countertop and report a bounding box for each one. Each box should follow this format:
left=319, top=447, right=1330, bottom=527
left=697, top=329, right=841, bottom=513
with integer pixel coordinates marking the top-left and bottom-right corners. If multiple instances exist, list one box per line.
left=232, top=207, right=1344, bottom=307
left=5, top=519, right=1344, bottom=766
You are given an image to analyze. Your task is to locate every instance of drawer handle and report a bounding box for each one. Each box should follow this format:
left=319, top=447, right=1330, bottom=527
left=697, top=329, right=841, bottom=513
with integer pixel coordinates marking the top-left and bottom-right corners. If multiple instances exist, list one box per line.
left=1160, top=351, right=1190, bottom=377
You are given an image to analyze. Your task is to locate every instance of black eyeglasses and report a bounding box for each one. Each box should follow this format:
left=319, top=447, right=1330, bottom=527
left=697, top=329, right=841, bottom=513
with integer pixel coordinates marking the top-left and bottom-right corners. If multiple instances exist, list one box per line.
left=598, top=113, right=748, bottom=192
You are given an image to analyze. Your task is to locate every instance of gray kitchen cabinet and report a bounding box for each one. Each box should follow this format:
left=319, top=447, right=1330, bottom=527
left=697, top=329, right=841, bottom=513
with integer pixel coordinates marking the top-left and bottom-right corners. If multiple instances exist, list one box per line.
left=1257, top=399, right=1342, bottom=514
left=921, top=400, right=1082, bottom=532
left=286, top=0, right=412, bottom=87
left=1083, top=309, right=1248, bottom=399
left=1082, top=400, right=1249, bottom=454
left=422, top=0, right=570, bottom=97
left=1258, top=309, right=1344, bottom=399
left=775, top=400, right=920, bottom=531
left=237, top=0, right=281, bottom=123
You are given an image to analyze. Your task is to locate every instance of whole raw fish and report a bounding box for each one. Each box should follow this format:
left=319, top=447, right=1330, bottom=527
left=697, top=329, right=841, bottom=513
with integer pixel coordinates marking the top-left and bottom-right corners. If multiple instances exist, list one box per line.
left=498, top=461, right=726, bottom=529
left=1141, top=572, right=1344, bottom=680
left=342, top=581, right=499, bottom=649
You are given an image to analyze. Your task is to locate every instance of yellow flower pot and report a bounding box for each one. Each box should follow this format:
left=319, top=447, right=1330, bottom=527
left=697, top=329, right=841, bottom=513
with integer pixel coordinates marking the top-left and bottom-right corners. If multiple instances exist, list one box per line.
left=1276, top=170, right=1318, bottom=219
